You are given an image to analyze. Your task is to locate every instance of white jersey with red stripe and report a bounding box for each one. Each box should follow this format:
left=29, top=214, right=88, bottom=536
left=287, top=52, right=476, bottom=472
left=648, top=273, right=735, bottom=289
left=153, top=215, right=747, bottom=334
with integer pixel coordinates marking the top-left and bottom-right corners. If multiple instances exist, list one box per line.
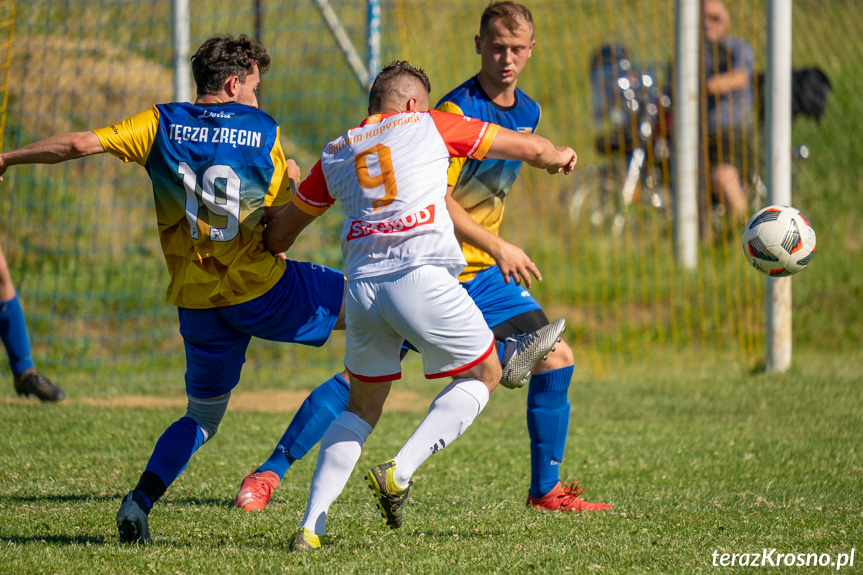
left=292, top=109, right=499, bottom=280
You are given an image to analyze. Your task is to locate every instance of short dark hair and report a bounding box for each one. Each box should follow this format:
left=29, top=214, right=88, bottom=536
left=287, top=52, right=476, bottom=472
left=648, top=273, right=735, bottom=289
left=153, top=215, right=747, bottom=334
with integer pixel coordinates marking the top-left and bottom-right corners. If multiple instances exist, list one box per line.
left=479, top=1, right=534, bottom=38
left=368, top=60, right=431, bottom=112
left=191, top=34, right=271, bottom=96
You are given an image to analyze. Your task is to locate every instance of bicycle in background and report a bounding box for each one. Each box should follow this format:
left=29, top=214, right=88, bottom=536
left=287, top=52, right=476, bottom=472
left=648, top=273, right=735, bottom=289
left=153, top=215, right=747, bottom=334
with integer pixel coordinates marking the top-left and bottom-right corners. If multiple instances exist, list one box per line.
left=568, top=43, right=673, bottom=237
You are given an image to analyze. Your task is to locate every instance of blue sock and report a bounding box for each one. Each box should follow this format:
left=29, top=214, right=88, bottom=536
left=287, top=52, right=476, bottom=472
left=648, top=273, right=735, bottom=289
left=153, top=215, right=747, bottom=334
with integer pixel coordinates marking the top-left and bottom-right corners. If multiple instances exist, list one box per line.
left=0, top=294, right=35, bottom=375
left=132, top=489, right=153, bottom=513
left=257, top=373, right=350, bottom=480
left=143, top=416, right=206, bottom=489
left=526, top=365, right=574, bottom=499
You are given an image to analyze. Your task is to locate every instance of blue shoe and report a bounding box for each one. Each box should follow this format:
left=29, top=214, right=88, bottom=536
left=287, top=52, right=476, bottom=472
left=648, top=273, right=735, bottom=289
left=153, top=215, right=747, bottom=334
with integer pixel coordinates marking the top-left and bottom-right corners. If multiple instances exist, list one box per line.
left=499, top=318, right=567, bottom=388
left=116, top=491, right=152, bottom=543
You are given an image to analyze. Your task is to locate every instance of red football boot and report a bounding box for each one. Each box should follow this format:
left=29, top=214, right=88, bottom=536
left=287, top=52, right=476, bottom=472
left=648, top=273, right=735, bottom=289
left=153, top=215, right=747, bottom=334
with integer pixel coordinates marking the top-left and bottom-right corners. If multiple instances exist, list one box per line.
left=527, top=481, right=613, bottom=512
left=235, top=470, right=280, bottom=512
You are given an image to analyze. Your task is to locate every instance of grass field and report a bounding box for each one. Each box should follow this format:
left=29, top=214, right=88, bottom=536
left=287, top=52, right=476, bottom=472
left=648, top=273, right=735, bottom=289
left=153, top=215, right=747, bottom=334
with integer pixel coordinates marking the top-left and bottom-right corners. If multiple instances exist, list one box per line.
left=2, top=0, right=862, bottom=573
left=1, top=349, right=860, bottom=574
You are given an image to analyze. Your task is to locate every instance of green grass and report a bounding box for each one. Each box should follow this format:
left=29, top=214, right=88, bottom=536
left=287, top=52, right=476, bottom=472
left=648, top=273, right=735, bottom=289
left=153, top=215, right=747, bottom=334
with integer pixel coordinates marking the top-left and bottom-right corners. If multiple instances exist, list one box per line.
left=1, top=348, right=860, bottom=573
left=1, top=0, right=862, bottom=572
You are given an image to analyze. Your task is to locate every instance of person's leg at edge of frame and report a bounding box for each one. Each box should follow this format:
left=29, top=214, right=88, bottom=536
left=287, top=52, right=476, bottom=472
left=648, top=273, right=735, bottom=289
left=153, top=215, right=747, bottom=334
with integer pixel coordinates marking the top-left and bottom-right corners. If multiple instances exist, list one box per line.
left=0, top=246, right=65, bottom=401
left=525, top=341, right=612, bottom=512
left=0, top=291, right=35, bottom=380
left=289, top=376, right=390, bottom=551
left=0, top=249, right=32, bottom=377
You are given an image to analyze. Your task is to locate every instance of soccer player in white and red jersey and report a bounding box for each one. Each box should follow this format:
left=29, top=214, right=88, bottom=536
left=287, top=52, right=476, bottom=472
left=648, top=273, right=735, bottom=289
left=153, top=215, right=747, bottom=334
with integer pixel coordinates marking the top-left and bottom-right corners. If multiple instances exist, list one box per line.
left=236, top=2, right=611, bottom=511
left=262, top=61, right=577, bottom=551
left=235, top=1, right=612, bottom=519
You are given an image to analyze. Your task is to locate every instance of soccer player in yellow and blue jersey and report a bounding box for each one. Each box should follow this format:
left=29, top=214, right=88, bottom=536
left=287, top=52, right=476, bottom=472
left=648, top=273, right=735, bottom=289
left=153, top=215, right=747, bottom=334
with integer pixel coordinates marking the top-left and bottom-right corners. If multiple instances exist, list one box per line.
left=0, top=34, right=350, bottom=543
left=435, top=1, right=612, bottom=512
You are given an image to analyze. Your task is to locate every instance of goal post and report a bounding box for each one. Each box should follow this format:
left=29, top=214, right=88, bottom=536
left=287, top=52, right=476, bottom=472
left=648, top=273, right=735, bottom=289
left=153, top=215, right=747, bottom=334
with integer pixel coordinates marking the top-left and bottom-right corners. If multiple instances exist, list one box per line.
left=172, top=0, right=192, bottom=103
left=674, top=0, right=700, bottom=272
left=0, top=0, right=15, bottom=153
left=764, top=0, right=793, bottom=372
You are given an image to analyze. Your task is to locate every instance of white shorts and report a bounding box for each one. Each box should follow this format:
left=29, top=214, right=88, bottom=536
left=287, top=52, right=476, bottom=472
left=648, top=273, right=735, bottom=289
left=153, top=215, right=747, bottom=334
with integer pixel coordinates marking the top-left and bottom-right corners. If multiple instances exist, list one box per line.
left=345, top=265, right=495, bottom=382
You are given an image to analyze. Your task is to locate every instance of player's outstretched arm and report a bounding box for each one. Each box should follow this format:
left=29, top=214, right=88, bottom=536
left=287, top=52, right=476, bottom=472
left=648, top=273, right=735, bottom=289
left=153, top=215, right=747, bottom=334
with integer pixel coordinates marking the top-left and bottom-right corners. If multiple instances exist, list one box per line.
left=262, top=201, right=318, bottom=255
left=0, top=131, right=105, bottom=181
left=445, top=186, right=541, bottom=287
left=486, top=127, right=577, bottom=175
left=263, top=159, right=302, bottom=225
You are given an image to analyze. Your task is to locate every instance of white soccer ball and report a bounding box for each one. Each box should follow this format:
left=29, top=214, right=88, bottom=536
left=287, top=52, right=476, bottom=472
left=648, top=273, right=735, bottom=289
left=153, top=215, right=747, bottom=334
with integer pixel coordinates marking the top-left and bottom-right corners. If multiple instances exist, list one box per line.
left=742, top=205, right=816, bottom=277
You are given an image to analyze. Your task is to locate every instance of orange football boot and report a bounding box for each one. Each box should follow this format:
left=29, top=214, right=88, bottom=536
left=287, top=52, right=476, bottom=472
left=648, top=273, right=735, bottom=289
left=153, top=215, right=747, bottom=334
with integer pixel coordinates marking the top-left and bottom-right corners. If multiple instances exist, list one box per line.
left=235, top=470, right=280, bottom=512
left=527, top=481, right=613, bottom=512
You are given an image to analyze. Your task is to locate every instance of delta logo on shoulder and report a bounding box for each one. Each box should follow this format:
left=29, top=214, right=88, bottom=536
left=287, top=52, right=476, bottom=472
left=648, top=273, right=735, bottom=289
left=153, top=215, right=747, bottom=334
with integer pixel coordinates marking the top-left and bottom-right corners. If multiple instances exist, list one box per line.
left=198, top=110, right=235, bottom=119
left=346, top=205, right=435, bottom=241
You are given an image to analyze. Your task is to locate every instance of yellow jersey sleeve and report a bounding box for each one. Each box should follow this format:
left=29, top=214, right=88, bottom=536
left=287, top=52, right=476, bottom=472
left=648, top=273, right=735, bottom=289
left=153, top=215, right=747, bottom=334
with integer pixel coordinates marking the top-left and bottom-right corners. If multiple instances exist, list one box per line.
left=93, top=106, right=159, bottom=166
left=266, top=128, right=290, bottom=208
left=436, top=100, right=468, bottom=188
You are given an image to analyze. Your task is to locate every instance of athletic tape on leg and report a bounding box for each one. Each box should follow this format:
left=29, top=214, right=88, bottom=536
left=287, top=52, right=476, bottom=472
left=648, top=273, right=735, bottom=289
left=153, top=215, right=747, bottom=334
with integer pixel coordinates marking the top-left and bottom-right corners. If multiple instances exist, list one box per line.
left=185, top=392, right=231, bottom=442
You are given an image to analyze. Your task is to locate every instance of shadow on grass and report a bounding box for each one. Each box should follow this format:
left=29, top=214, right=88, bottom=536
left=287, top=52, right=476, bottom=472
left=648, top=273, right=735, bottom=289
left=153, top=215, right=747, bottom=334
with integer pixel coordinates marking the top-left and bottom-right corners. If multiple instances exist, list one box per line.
left=0, top=494, right=119, bottom=505
left=0, top=534, right=289, bottom=550
left=162, top=496, right=234, bottom=506
left=398, top=527, right=508, bottom=540
left=0, top=494, right=239, bottom=508
left=0, top=534, right=108, bottom=545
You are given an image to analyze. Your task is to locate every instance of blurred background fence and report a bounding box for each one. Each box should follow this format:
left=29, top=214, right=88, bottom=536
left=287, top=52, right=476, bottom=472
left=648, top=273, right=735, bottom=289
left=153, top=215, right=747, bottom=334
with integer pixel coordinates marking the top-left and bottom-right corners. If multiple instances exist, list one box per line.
left=1, top=0, right=860, bottom=392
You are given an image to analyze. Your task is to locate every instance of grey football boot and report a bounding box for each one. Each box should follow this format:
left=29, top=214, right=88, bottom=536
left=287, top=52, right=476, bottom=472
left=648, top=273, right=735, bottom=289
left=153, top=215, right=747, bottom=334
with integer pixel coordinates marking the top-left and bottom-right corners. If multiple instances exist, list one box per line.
left=116, top=491, right=152, bottom=543
left=499, top=318, right=567, bottom=389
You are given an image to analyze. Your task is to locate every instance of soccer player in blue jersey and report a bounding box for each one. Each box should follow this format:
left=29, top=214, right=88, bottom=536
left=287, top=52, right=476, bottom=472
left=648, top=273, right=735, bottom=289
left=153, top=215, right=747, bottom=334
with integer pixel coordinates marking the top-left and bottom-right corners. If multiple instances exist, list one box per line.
left=234, top=2, right=611, bottom=515
left=0, top=245, right=65, bottom=401
left=433, top=1, right=611, bottom=512
left=0, top=34, right=352, bottom=543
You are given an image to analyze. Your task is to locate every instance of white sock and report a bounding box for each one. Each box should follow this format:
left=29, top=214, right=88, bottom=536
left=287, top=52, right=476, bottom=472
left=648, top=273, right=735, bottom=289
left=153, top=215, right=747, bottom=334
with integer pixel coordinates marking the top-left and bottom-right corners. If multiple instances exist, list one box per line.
left=300, top=411, right=373, bottom=535
left=392, top=378, right=490, bottom=488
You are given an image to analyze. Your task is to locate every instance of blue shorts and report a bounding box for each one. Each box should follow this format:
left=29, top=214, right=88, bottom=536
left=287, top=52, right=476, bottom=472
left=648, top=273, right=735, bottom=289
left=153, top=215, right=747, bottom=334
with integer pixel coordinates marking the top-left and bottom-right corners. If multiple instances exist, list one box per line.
left=460, top=265, right=543, bottom=328
left=178, top=260, right=344, bottom=398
